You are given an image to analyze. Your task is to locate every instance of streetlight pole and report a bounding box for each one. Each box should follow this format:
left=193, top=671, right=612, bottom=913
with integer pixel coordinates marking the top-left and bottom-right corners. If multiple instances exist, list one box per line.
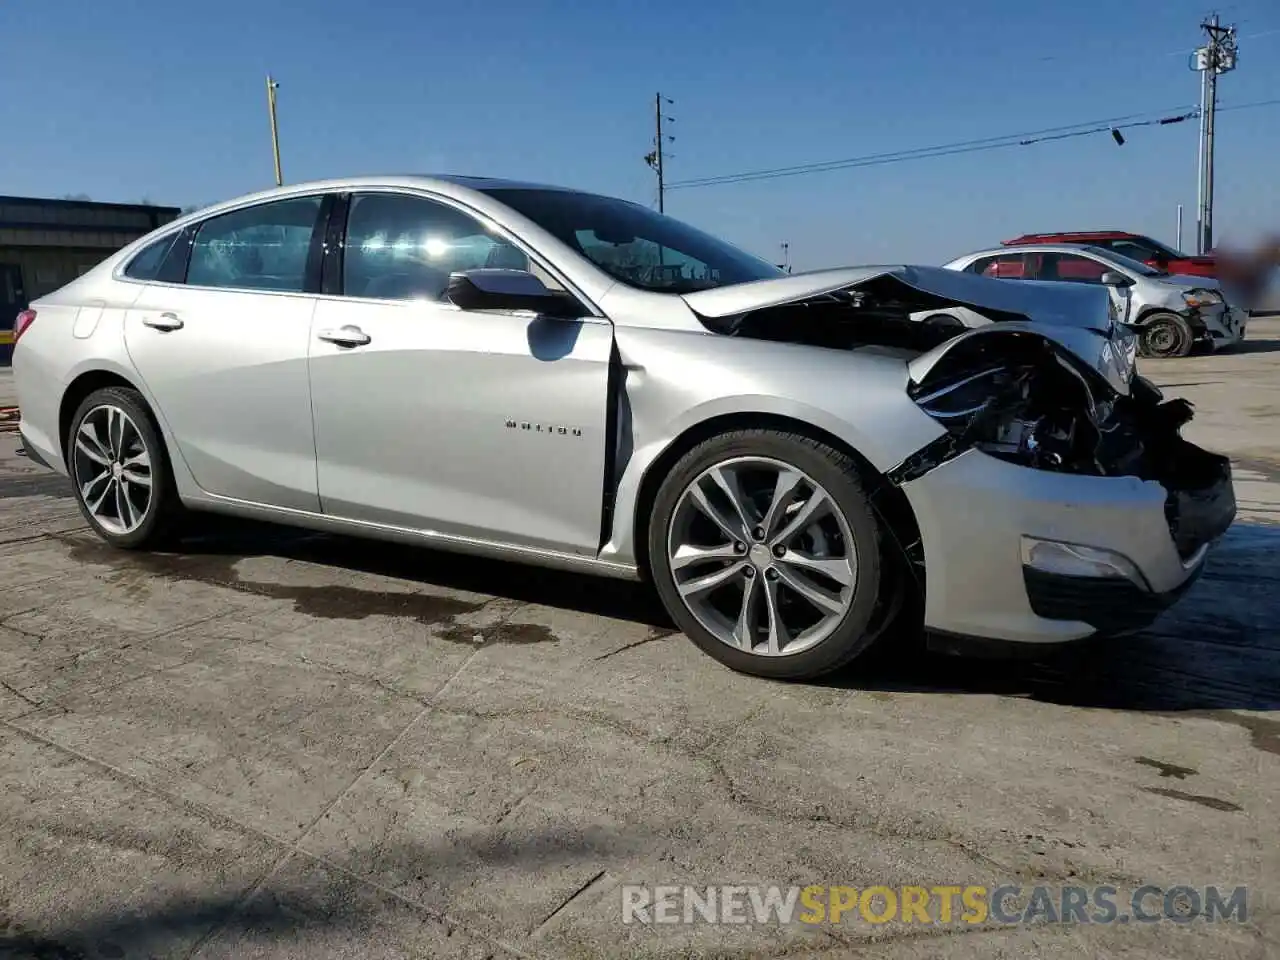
left=266, top=75, right=283, bottom=187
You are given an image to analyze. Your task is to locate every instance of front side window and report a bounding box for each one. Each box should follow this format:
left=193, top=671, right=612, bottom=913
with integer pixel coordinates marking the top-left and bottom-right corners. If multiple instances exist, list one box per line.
left=1105, top=239, right=1161, bottom=263
left=343, top=193, right=546, bottom=301
left=480, top=187, right=783, bottom=293
left=123, top=232, right=179, bottom=280
left=1081, top=246, right=1162, bottom=277
left=186, top=196, right=323, bottom=292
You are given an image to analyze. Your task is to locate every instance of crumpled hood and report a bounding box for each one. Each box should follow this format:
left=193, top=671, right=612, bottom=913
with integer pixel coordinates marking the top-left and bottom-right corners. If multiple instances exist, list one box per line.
left=682, top=264, right=1113, bottom=332
left=683, top=264, right=1136, bottom=395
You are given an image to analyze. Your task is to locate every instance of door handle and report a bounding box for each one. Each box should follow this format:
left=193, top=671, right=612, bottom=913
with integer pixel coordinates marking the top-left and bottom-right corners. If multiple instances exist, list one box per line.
left=317, top=325, right=371, bottom=347
left=142, top=312, right=184, bottom=331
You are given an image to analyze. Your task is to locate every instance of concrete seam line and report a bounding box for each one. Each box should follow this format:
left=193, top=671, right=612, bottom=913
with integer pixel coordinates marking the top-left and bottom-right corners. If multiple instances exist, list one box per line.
left=287, top=601, right=507, bottom=851
left=2, top=706, right=539, bottom=959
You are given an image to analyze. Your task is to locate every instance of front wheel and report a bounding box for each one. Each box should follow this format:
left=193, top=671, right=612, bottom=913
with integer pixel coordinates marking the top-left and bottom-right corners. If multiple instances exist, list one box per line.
left=648, top=429, right=891, bottom=680
left=67, top=386, right=182, bottom=549
left=1138, top=312, right=1195, bottom=359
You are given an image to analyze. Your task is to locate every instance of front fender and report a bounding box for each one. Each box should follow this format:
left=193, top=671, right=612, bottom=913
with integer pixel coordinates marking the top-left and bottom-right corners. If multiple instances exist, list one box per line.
left=599, top=326, right=947, bottom=568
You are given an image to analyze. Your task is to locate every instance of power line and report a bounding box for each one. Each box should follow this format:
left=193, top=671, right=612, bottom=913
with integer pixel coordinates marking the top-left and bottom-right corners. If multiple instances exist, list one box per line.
left=667, top=107, right=1193, bottom=189
left=666, top=98, right=1280, bottom=191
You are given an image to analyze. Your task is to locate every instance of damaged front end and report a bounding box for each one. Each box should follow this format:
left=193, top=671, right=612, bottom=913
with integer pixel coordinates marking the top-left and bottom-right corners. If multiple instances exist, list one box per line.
left=889, top=328, right=1236, bottom=563
left=683, top=263, right=1236, bottom=568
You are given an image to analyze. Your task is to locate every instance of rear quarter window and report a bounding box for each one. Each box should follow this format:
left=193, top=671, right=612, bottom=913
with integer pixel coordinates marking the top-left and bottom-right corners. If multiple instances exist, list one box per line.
left=123, top=233, right=180, bottom=280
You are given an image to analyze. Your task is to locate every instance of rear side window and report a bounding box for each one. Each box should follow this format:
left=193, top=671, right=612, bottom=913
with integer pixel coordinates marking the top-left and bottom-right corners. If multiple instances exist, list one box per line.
left=186, top=196, right=323, bottom=293
left=123, top=233, right=179, bottom=280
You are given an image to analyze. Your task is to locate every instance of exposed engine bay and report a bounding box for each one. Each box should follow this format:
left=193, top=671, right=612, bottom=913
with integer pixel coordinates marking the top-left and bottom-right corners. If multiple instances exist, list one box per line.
left=702, top=278, right=1025, bottom=353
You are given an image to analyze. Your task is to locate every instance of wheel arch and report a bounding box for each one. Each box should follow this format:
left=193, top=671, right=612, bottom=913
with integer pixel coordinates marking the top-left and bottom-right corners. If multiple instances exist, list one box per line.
left=629, top=411, right=924, bottom=591
left=1134, top=305, right=1202, bottom=332
left=58, top=369, right=144, bottom=466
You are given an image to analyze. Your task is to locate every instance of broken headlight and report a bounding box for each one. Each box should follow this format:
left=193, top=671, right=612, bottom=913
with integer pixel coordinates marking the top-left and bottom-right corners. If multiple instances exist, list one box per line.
left=910, top=358, right=1104, bottom=473
left=1182, top=289, right=1223, bottom=309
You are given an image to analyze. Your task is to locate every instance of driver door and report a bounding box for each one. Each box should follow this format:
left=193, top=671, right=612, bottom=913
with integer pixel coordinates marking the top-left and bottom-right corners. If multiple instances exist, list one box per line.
left=308, top=190, right=614, bottom=555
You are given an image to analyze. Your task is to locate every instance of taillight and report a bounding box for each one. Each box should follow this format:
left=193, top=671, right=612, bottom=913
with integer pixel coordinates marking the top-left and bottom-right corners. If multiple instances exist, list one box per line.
left=13, top=309, right=35, bottom=344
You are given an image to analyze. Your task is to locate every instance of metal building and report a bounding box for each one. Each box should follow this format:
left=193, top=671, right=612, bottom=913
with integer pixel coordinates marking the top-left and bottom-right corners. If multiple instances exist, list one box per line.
left=1, top=195, right=180, bottom=362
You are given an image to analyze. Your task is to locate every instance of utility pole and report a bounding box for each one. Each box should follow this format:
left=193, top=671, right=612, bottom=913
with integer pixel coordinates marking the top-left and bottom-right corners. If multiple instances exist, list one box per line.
left=266, top=74, right=283, bottom=187
left=644, top=93, right=675, bottom=213
left=1177, top=204, right=1184, bottom=252
left=1192, top=14, right=1238, bottom=254
left=780, top=241, right=791, bottom=273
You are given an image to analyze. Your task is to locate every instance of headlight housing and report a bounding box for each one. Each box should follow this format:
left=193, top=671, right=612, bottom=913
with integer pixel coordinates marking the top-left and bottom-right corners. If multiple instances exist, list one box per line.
left=1182, top=289, right=1223, bottom=308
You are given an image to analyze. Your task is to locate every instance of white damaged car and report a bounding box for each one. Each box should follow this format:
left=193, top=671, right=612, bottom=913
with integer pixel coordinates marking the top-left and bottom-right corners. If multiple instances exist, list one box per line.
left=941, top=243, right=1248, bottom=358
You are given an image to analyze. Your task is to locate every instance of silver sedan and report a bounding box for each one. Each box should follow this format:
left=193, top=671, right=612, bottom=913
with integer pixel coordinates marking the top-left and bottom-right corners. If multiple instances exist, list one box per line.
left=942, top=243, right=1249, bottom=358
left=12, top=176, right=1237, bottom=679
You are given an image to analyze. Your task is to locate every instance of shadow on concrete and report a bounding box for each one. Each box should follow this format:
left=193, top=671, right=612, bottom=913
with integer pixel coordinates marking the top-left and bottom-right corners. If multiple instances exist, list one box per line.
left=0, top=825, right=632, bottom=958
left=54, top=509, right=1280, bottom=717
left=100, top=515, right=675, bottom=631
left=826, top=522, right=1280, bottom=720
left=1224, top=336, right=1280, bottom=355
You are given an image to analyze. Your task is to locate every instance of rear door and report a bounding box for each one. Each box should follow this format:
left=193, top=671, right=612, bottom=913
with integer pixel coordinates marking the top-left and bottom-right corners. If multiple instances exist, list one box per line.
left=123, top=194, right=330, bottom=511
left=307, top=190, right=614, bottom=554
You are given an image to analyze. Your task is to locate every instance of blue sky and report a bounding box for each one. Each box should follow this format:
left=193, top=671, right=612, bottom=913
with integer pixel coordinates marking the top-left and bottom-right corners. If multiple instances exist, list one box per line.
left=3, top=0, right=1277, bottom=267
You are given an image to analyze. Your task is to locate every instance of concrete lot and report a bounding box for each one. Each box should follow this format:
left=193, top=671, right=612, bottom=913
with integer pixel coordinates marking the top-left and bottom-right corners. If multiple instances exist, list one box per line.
left=0, top=324, right=1277, bottom=959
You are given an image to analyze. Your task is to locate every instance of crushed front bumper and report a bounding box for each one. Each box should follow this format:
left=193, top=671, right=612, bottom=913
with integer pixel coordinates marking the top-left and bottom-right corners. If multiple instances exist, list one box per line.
left=899, top=446, right=1235, bottom=646
left=1199, top=304, right=1249, bottom=348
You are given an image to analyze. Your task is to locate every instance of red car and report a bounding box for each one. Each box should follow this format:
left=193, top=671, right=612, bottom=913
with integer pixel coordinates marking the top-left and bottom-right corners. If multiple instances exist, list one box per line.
left=1002, top=231, right=1217, bottom=278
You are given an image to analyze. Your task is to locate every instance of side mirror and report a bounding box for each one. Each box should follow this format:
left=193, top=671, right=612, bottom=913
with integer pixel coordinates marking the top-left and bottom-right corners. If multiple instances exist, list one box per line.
left=446, top=269, right=579, bottom=317
left=1100, top=270, right=1134, bottom=288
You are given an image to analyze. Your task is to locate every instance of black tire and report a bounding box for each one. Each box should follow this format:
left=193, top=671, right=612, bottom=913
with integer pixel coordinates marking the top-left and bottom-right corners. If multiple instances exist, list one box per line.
left=921, top=312, right=966, bottom=331
left=648, top=428, right=890, bottom=680
left=1138, top=312, right=1195, bottom=359
left=66, top=386, right=183, bottom=549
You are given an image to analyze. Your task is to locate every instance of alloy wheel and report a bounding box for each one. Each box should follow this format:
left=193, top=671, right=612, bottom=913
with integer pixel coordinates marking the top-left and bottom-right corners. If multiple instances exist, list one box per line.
left=666, top=456, right=858, bottom=657
left=71, top=404, right=154, bottom=535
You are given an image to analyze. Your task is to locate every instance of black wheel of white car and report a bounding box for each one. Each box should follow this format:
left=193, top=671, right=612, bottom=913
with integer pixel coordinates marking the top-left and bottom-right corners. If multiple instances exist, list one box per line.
left=649, top=429, right=885, bottom=680
left=68, top=386, right=180, bottom=549
left=1138, top=312, right=1194, bottom=359
left=922, top=312, right=966, bottom=330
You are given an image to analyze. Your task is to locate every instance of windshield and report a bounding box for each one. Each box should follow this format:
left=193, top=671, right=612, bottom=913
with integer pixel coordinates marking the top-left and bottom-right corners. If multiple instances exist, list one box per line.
left=1142, top=237, right=1189, bottom=260
left=1083, top=246, right=1164, bottom=277
left=481, top=188, right=784, bottom=293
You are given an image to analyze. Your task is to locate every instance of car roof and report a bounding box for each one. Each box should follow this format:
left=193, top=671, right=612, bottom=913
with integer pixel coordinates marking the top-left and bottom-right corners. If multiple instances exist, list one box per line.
left=1004, top=230, right=1139, bottom=242
left=168, top=174, right=598, bottom=227
left=957, top=242, right=1107, bottom=260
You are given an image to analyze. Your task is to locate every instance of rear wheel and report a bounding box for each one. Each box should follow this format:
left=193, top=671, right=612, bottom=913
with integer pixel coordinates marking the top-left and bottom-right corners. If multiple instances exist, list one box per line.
left=1138, top=312, right=1195, bottom=358
left=67, top=386, right=182, bottom=549
left=648, top=429, right=891, bottom=680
